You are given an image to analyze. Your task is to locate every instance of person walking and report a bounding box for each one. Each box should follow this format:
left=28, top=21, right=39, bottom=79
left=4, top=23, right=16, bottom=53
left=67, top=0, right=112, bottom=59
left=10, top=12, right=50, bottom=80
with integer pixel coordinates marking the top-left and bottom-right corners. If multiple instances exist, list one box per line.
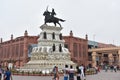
left=3, top=66, right=12, bottom=80
left=52, top=66, right=59, bottom=80
left=79, top=64, right=85, bottom=80
left=76, top=66, right=81, bottom=80
left=0, top=65, right=3, bottom=80
left=63, top=65, right=69, bottom=80
left=113, top=65, right=117, bottom=72
left=110, top=65, right=114, bottom=72
left=53, top=66, right=57, bottom=80
left=69, top=65, right=75, bottom=80
left=56, top=66, right=59, bottom=80
left=105, top=65, right=108, bottom=72
left=94, top=66, right=98, bottom=74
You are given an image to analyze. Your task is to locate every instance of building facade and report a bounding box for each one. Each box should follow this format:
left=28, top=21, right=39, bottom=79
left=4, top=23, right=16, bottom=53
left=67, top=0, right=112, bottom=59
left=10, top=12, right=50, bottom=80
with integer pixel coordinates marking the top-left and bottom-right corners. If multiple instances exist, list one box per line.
left=0, top=30, right=88, bottom=67
left=0, top=30, right=38, bottom=68
left=88, top=40, right=117, bottom=67
left=0, top=30, right=118, bottom=68
left=63, top=31, right=88, bottom=66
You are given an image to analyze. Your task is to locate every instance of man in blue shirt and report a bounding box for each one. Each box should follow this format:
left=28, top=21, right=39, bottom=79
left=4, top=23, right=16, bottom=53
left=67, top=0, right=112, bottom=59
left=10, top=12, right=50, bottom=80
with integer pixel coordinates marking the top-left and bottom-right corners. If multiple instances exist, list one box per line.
left=4, top=66, right=12, bottom=80
left=0, top=65, right=3, bottom=80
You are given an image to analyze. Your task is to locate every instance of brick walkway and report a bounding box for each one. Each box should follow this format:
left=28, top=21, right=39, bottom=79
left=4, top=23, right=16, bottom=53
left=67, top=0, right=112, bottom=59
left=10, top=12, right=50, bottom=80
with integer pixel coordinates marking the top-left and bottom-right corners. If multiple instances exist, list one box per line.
left=12, top=70, right=120, bottom=80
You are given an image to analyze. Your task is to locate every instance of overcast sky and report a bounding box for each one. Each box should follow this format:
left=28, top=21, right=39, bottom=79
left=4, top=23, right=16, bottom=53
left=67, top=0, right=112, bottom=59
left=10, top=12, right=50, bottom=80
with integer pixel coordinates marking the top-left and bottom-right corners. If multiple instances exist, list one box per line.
left=0, top=0, right=120, bottom=46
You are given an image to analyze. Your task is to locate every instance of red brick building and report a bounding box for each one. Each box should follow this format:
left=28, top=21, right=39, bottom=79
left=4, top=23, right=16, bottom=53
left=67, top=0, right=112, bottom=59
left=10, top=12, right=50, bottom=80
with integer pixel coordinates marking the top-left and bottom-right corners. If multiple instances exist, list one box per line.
left=63, top=31, right=88, bottom=66
left=0, top=30, right=38, bottom=68
left=0, top=30, right=88, bottom=67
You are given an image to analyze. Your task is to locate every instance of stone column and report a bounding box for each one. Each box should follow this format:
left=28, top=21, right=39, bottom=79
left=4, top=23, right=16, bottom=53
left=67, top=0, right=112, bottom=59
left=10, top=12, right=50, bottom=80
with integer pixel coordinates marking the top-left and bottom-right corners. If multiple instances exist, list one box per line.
left=108, top=53, right=113, bottom=65
left=118, top=50, right=120, bottom=66
left=23, top=36, right=28, bottom=66
left=92, top=52, right=97, bottom=67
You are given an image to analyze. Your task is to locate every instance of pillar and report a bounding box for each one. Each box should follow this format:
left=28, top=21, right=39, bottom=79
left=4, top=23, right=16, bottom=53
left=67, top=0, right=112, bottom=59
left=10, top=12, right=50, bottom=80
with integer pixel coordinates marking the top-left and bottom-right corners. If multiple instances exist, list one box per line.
left=85, top=34, right=88, bottom=40
left=108, top=53, right=113, bottom=65
left=23, top=31, right=28, bottom=65
left=92, top=52, right=97, bottom=67
left=118, top=50, right=120, bottom=66
left=23, top=38, right=28, bottom=65
left=70, top=30, right=73, bottom=37
left=11, top=34, right=13, bottom=40
left=0, top=38, right=2, bottom=43
left=24, top=30, right=28, bottom=36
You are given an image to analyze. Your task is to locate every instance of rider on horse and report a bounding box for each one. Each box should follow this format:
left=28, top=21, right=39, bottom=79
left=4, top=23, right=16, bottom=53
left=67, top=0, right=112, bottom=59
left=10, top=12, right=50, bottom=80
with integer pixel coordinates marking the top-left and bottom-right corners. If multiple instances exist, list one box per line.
left=51, top=8, right=56, bottom=17
left=43, top=7, right=65, bottom=27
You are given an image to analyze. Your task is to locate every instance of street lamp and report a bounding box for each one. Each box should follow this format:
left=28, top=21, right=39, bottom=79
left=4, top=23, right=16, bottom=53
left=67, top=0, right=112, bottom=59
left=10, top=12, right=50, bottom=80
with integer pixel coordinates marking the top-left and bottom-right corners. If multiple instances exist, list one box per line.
left=93, top=34, right=96, bottom=48
left=19, top=57, right=20, bottom=68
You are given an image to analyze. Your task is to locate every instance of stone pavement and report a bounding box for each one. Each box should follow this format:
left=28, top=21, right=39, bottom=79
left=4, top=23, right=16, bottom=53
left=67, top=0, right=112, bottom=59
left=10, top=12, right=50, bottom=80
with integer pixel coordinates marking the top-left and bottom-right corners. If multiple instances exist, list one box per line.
left=12, top=70, right=120, bottom=80
left=86, top=70, right=120, bottom=80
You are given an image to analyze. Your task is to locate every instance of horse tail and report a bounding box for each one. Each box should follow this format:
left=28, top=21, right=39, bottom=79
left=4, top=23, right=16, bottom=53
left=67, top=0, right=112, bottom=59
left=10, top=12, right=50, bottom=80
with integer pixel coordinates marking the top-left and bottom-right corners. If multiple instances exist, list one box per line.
left=59, top=19, right=65, bottom=22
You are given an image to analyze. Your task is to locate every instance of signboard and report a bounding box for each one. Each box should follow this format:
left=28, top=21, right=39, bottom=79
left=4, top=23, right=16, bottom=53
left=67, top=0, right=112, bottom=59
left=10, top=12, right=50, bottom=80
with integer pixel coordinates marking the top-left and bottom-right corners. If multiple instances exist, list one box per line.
left=96, top=57, right=99, bottom=61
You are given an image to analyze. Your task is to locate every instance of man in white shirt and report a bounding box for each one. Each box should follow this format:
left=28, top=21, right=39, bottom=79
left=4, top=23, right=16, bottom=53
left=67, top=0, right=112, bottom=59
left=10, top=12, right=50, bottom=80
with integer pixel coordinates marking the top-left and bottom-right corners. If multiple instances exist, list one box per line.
left=79, top=64, right=85, bottom=80
left=63, top=65, right=69, bottom=80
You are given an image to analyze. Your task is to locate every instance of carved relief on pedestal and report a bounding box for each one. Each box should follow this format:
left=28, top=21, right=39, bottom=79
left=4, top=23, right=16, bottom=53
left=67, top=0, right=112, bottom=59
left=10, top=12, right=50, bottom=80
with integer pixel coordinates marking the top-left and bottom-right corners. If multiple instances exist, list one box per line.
left=31, top=51, right=70, bottom=61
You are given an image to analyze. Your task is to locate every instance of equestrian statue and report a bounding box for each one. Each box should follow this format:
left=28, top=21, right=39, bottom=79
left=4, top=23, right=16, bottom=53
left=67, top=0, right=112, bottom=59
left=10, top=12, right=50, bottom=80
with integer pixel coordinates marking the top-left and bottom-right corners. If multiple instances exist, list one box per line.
left=43, top=7, right=65, bottom=27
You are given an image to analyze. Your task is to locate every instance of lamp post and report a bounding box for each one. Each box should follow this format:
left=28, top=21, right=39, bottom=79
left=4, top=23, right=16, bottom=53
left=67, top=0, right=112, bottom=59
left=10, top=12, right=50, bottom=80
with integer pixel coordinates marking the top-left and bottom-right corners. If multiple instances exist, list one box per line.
left=0, top=44, right=1, bottom=65
left=18, top=38, right=20, bottom=68
left=19, top=57, right=20, bottom=68
left=93, top=34, right=96, bottom=48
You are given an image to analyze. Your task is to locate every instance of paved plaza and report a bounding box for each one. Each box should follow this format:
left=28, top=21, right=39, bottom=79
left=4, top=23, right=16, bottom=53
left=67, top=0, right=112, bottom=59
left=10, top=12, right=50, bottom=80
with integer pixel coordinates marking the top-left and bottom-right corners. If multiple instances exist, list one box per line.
left=12, top=70, right=120, bottom=80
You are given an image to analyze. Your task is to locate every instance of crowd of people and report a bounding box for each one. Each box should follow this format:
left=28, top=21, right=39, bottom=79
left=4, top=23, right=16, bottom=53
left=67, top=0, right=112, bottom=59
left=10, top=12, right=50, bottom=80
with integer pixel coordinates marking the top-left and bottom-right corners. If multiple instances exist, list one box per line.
left=104, top=64, right=118, bottom=72
left=52, top=64, right=86, bottom=80
left=52, top=64, right=120, bottom=80
left=1, top=63, right=119, bottom=80
left=0, top=65, right=12, bottom=80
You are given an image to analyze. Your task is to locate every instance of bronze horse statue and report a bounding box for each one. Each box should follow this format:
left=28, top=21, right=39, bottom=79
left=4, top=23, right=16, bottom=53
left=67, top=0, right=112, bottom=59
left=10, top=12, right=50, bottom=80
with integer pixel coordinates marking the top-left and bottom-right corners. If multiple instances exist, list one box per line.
left=43, top=8, right=65, bottom=27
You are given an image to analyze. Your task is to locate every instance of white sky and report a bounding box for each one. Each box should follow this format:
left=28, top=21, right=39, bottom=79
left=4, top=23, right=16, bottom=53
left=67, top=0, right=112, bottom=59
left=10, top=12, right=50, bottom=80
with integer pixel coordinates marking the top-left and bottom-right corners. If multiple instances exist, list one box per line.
left=0, top=0, right=120, bottom=46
